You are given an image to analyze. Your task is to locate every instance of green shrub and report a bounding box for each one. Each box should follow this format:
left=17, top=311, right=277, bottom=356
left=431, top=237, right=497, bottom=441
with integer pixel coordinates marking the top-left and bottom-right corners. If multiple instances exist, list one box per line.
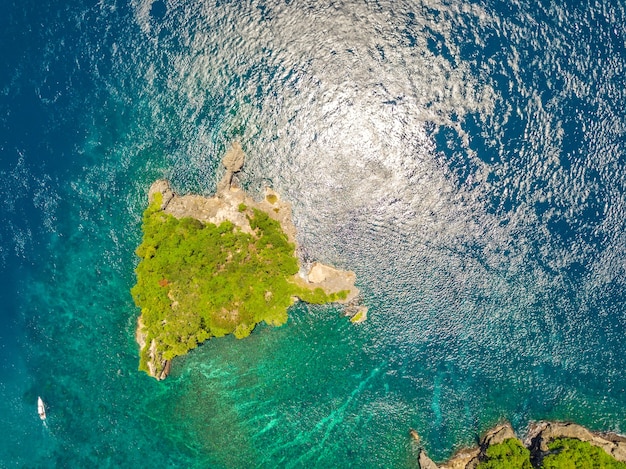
left=350, top=310, right=364, bottom=323
left=542, top=439, right=626, bottom=469
left=476, top=438, right=532, bottom=469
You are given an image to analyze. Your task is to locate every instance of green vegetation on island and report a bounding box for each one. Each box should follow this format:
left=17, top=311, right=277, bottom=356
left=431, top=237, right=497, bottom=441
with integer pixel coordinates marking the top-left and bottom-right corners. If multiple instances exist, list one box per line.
left=542, top=439, right=626, bottom=469
left=475, top=438, right=626, bottom=469
left=131, top=192, right=347, bottom=377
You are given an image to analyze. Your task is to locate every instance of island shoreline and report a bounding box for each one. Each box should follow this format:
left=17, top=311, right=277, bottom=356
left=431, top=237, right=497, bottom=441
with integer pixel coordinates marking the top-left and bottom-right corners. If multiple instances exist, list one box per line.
left=134, top=143, right=367, bottom=380
left=416, top=420, right=626, bottom=468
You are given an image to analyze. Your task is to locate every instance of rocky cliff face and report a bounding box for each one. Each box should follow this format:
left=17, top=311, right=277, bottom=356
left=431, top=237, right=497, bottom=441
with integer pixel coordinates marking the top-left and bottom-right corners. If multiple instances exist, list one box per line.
left=438, top=423, right=517, bottom=469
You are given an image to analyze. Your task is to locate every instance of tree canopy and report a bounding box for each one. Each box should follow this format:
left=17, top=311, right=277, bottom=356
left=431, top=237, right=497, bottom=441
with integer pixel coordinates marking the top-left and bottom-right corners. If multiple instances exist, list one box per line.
left=475, top=437, right=626, bottom=469
left=476, top=438, right=532, bottom=469
left=542, top=438, right=626, bottom=469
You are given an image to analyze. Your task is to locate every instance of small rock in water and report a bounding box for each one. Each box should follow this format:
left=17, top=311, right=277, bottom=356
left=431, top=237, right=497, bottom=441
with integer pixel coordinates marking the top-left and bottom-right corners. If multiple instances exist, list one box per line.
left=222, top=141, right=245, bottom=172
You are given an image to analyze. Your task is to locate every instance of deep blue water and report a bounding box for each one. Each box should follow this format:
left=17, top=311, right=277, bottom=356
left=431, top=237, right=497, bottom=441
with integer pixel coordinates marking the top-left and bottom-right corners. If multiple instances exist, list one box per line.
left=1, top=0, right=626, bottom=466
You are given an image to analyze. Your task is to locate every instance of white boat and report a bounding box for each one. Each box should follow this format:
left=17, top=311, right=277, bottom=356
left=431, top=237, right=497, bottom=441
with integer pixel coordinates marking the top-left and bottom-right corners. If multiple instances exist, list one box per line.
left=37, top=396, right=46, bottom=420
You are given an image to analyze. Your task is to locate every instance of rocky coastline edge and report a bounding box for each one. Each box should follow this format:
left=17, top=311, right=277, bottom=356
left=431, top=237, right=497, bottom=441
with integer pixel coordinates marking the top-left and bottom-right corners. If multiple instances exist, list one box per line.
left=415, top=421, right=626, bottom=468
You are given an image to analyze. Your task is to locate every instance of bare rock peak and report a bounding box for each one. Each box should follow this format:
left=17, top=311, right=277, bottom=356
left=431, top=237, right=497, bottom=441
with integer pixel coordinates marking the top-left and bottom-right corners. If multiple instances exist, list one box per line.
left=222, top=141, right=245, bottom=172
left=218, top=142, right=246, bottom=193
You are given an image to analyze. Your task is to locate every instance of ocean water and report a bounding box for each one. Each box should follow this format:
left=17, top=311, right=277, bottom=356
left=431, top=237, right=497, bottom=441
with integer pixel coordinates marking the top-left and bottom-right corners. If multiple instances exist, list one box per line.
left=1, top=0, right=626, bottom=466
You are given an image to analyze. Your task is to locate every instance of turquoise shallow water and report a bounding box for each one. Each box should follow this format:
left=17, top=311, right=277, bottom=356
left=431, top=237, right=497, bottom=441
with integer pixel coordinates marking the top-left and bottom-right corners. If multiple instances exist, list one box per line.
left=1, top=0, right=626, bottom=466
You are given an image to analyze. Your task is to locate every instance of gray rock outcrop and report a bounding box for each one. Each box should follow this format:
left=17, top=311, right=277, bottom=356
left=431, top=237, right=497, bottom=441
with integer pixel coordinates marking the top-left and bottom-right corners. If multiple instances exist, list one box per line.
left=419, top=450, right=439, bottom=469
left=480, top=422, right=516, bottom=447
left=217, top=141, right=245, bottom=192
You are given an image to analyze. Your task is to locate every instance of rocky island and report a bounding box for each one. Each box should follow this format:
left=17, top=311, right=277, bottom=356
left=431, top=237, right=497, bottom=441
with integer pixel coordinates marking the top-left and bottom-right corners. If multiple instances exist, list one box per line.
left=132, top=143, right=366, bottom=380
left=416, top=421, right=626, bottom=468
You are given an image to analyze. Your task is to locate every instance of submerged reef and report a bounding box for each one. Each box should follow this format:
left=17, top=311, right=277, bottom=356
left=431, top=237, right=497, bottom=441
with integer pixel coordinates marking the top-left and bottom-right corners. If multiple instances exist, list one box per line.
left=132, top=143, right=365, bottom=379
left=416, top=421, right=626, bottom=469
